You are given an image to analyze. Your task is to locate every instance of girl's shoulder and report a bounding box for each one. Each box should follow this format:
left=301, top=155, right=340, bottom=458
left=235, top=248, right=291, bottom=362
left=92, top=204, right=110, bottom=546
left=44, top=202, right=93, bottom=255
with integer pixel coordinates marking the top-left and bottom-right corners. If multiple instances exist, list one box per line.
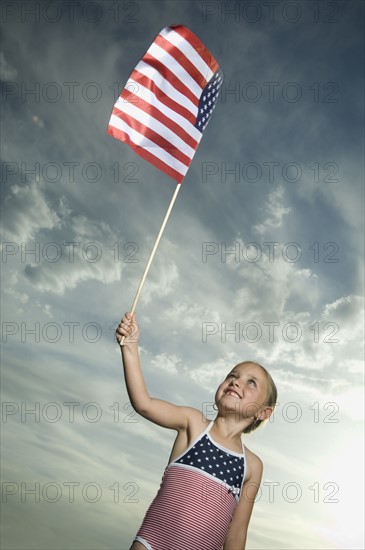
left=186, top=408, right=211, bottom=435
left=242, top=444, right=264, bottom=483
left=167, top=409, right=210, bottom=464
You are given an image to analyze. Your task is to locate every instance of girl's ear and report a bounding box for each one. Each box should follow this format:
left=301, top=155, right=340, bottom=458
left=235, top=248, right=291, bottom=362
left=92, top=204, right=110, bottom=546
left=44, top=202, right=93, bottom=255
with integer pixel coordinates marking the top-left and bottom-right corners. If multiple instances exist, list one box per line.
left=259, top=406, right=273, bottom=421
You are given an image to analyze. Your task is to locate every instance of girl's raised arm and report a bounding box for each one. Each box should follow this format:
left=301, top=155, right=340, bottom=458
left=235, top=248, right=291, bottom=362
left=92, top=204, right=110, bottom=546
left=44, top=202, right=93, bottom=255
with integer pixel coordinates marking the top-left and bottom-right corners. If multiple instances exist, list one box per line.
left=116, top=313, right=200, bottom=431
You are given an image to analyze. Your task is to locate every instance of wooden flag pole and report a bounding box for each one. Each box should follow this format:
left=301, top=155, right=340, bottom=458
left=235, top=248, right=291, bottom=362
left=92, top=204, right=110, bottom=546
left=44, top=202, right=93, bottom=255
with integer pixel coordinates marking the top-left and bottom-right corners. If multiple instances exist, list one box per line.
left=120, top=182, right=182, bottom=346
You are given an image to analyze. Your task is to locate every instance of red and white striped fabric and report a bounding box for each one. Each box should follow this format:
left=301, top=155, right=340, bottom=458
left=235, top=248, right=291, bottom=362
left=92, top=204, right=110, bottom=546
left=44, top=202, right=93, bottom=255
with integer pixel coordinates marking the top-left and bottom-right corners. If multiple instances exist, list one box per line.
left=135, top=465, right=237, bottom=550
left=107, top=25, right=223, bottom=183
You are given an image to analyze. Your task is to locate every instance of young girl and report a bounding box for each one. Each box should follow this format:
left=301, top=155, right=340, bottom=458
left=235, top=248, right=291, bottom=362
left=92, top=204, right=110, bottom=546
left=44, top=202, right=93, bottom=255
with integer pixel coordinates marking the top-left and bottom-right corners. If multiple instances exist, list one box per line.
left=116, top=312, right=277, bottom=550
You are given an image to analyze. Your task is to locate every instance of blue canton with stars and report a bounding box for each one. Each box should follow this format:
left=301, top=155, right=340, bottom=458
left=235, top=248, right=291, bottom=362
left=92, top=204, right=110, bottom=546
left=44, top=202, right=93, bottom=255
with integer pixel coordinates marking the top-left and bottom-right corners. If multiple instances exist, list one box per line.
left=175, top=433, right=245, bottom=496
left=195, top=69, right=224, bottom=133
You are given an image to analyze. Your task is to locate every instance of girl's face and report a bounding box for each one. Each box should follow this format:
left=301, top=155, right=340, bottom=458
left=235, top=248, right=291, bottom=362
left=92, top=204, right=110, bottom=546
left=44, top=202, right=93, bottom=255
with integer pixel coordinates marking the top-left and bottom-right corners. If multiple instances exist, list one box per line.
left=215, top=362, right=269, bottom=420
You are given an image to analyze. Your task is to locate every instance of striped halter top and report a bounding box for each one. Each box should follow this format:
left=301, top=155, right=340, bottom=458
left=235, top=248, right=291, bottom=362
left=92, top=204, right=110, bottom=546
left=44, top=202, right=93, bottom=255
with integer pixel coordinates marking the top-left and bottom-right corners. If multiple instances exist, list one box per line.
left=134, top=420, right=246, bottom=550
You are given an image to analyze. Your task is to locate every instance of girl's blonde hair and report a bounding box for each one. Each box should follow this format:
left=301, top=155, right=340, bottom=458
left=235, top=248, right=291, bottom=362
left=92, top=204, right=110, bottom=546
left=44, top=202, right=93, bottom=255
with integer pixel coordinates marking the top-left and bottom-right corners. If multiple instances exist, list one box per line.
left=241, top=362, right=278, bottom=434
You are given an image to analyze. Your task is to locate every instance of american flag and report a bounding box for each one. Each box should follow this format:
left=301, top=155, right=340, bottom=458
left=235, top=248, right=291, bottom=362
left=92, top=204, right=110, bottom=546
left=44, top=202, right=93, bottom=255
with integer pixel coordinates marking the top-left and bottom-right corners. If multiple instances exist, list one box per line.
left=107, top=25, right=223, bottom=183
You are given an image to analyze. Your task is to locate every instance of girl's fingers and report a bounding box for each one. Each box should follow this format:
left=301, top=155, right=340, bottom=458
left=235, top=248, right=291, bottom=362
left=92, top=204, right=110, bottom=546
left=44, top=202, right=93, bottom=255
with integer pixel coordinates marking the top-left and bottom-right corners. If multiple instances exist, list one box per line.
left=115, top=313, right=138, bottom=343
left=117, top=319, right=137, bottom=334
left=121, top=314, right=133, bottom=325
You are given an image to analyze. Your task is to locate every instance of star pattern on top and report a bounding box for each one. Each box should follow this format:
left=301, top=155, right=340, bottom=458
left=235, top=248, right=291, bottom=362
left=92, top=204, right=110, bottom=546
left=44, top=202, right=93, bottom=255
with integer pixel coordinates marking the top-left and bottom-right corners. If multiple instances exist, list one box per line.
left=176, top=433, right=245, bottom=494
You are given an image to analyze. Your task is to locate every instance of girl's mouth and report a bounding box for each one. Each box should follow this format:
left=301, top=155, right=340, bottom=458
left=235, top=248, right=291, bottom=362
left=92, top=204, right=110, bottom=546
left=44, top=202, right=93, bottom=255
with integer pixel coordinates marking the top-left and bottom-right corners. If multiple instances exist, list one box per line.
left=225, top=389, right=241, bottom=399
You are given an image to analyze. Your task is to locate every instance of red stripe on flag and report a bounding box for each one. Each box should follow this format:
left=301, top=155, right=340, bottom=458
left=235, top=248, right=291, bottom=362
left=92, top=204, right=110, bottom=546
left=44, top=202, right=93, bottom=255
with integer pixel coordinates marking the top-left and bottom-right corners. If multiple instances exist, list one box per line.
left=112, top=107, right=191, bottom=167
left=154, top=34, right=208, bottom=90
left=131, top=69, right=197, bottom=125
left=143, top=53, right=199, bottom=107
left=171, top=25, right=219, bottom=74
left=107, top=125, right=184, bottom=183
left=120, top=89, right=199, bottom=150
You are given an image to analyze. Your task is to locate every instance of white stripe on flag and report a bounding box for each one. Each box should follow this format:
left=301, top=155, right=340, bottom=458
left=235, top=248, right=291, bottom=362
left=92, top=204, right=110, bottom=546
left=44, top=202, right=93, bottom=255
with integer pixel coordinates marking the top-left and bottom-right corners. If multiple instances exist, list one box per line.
left=148, top=43, right=203, bottom=99
left=114, top=101, right=196, bottom=158
left=135, top=61, right=198, bottom=117
left=160, top=27, right=214, bottom=82
left=109, top=114, right=189, bottom=177
left=126, top=78, right=202, bottom=142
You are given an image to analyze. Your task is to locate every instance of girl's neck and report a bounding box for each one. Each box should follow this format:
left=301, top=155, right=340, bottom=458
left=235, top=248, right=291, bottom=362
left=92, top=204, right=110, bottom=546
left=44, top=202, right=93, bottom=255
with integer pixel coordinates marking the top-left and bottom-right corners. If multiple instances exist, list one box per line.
left=211, top=414, right=249, bottom=441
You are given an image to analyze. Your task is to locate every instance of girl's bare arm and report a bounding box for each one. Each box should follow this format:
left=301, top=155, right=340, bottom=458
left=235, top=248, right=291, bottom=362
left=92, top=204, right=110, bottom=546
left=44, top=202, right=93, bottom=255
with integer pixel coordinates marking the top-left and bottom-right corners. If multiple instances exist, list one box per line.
left=223, top=451, right=263, bottom=550
left=117, top=313, right=200, bottom=431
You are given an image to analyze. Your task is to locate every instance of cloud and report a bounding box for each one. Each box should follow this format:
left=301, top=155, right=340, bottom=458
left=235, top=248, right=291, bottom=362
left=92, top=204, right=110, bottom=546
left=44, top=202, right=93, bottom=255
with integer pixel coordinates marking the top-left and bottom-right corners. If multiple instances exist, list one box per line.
left=22, top=212, right=124, bottom=293
left=253, top=185, right=291, bottom=235
left=322, top=293, right=362, bottom=322
left=3, top=271, right=29, bottom=305
left=151, top=352, right=181, bottom=374
left=1, top=181, right=60, bottom=242
left=140, top=257, right=179, bottom=305
left=0, top=51, right=18, bottom=80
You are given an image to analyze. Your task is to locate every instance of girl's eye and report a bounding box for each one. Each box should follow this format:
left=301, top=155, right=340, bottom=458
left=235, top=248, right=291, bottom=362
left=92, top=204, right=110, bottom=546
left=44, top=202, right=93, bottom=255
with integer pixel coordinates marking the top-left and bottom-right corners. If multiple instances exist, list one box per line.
left=248, top=379, right=257, bottom=386
left=226, top=373, right=235, bottom=379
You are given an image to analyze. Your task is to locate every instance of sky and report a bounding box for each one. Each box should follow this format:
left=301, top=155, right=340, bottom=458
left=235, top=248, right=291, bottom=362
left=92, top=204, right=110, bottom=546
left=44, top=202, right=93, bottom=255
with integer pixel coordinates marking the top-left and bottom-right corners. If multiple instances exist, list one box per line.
left=0, top=1, right=364, bottom=549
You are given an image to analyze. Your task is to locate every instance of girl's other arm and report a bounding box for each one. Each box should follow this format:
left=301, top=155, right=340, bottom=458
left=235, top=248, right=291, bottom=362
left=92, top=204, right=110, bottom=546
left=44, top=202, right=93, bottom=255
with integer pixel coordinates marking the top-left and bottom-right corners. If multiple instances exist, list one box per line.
left=223, top=452, right=263, bottom=550
left=116, top=313, right=199, bottom=431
